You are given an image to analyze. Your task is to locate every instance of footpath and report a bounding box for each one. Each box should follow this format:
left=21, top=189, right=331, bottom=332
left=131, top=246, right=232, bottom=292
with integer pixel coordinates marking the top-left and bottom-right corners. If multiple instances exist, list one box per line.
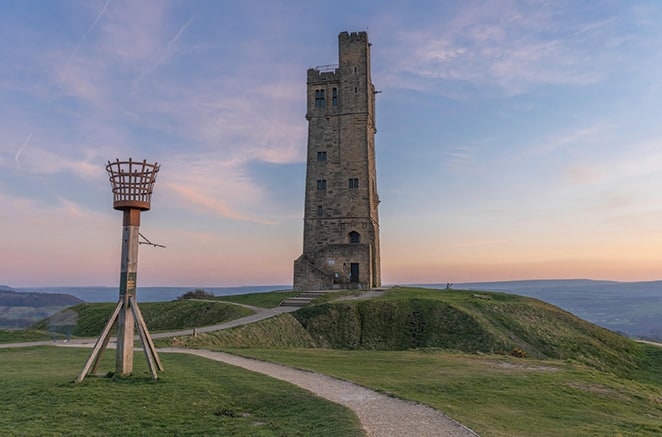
left=2, top=294, right=480, bottom=436
left=162, top=347, right=479, bottom=437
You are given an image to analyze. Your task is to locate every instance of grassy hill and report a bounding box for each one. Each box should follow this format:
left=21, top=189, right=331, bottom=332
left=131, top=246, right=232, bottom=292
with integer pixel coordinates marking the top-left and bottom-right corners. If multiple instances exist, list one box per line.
left=163, top=287, right=642, bottom=375
left=158, top=286, right=662, bottom=436
left=32, top=300, right=254, bottom=337
left=5, top=286, right=662, bottom=436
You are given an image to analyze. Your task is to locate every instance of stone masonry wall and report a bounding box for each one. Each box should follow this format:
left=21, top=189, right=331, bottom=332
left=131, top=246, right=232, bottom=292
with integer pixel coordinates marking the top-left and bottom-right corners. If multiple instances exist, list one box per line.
left=294, top=31, right=381, bottom=291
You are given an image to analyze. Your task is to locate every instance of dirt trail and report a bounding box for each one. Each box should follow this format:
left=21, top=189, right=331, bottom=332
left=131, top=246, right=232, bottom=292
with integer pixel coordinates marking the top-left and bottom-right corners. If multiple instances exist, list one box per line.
left=160, top=348, right=479, bottom=437
left=3, top=291, right=481, bottom=435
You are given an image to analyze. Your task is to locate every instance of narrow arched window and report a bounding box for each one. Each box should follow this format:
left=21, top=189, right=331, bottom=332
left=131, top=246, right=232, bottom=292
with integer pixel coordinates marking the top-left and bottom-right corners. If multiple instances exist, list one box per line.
left=315, top=89, right=325, bottom=108
left=349, top=231, right=360, bottom=244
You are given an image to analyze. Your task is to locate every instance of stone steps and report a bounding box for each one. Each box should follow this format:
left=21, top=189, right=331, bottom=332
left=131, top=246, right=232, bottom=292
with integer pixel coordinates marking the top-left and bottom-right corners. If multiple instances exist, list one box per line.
left=279, top=290, right=333, bottom=307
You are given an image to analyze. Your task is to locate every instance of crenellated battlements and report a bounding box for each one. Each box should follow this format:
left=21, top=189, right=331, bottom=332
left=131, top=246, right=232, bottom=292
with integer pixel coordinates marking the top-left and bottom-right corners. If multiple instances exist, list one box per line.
left=339, top=31, right=367, bottom=42
left=307, top=66, right=339, bottom=83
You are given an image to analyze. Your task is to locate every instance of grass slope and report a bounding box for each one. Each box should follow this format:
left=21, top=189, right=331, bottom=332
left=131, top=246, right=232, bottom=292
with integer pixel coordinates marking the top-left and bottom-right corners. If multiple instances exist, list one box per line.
left=232, top=348, right=662, bottom=437
left=164, top=287, right=641, bottom=375
left=0, top=329, right=66, bottom=343
left=32, top=300, right=253, bottom=337
left=0, top=347, right=363, bottom=436
left=213, top=290, right=298, bottom=308
left=165, top=314, right=316, bottom=349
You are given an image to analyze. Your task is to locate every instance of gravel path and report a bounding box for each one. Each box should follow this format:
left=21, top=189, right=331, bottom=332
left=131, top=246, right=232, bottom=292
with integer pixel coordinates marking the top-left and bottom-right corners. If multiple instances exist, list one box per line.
left=160, top=347, right=479, bottom=437
left=3, top=292, right=481, bottom=435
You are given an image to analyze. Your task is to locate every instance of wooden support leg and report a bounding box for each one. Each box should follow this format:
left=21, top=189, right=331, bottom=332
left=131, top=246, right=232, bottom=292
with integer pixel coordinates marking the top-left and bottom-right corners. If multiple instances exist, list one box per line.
left=90, top=317, right=116, bottom=375
left=130, top=296, right=164, bottom=372
left=129, top=298, right=159, bottom=380
left=76, top=300, right=123, bottom=383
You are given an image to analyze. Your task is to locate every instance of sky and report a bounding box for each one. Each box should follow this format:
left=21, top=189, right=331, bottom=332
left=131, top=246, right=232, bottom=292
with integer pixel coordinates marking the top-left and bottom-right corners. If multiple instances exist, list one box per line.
left=2, top=0, right=662, bottom=287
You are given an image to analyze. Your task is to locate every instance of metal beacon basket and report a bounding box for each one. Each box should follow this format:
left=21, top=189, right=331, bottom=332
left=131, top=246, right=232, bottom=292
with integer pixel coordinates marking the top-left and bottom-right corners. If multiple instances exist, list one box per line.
left=106, top=158, right=160, bottom=211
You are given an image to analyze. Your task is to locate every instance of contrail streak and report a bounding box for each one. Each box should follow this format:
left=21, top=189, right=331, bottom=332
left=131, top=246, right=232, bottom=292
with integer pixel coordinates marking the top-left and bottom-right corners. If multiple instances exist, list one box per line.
left=81, top=0, right=112, bottom=45
left=49, top=0, right=112, bottom=105
left=15, top=133, right=33, bottom=164
left=168, top=14, right=195, bottom=48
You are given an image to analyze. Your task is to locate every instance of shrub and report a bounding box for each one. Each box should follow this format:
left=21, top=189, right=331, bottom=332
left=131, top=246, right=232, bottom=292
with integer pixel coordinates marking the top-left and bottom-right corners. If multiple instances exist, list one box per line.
left=177, top=289, right=215, bottom=300
left=510, top=348, right=527, bottom=358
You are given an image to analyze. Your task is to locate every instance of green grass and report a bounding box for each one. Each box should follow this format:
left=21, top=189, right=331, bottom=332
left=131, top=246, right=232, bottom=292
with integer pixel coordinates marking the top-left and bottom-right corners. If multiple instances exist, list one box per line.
left=32, top=300, right=254, bottom=337
left=155, top=286, right=662, bottom=435
left=228, top=347, right=662, bottom=437
left=0, top=346, right=364, bottom=436
left=168, top=287, right=641, bottom=375
left=309, top=289, right=365, bottom=304
left=1, top=305, right=72, bottom=328
left=214, top=290, right=298, bottom=308
left=159, top=314, right=316, bottom=349
left=0, top=329, right=66, bottom=343
left=9, top=286, right=662, bottom=436
left=293, top=287, right=642, bottom=373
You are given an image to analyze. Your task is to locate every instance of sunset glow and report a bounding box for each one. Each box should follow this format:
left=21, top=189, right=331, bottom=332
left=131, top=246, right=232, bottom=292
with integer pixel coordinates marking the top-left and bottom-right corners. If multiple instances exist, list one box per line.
left=2, top=1, right=662, bottom=287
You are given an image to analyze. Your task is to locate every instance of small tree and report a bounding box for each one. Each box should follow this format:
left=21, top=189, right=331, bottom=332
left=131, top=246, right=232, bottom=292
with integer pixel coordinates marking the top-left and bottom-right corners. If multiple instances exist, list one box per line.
left=177, top=289, right=215, bottom=300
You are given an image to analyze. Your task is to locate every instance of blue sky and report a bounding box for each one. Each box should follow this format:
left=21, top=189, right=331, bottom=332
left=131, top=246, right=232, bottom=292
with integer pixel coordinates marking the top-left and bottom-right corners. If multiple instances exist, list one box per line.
left=2, top=0, right=662, bottom=287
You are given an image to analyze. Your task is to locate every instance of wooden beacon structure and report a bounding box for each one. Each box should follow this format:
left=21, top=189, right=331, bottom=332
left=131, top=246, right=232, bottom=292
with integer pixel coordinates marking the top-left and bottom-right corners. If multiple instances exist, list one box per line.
left=77, top=158, right=163, bottom=383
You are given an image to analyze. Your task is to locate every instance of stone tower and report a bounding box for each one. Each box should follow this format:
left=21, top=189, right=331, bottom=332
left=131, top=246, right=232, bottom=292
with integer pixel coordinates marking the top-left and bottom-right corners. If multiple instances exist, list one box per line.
left=293, top=31, right=381, bottom=291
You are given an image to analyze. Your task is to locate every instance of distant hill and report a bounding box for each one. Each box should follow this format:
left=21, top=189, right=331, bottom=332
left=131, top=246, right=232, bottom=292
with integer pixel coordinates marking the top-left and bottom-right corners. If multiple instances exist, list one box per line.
left=414, top=279, right=662, bottom=341
left=0, top=287, right=82, bottom=329
left=0, top=289, right=82, bottom=307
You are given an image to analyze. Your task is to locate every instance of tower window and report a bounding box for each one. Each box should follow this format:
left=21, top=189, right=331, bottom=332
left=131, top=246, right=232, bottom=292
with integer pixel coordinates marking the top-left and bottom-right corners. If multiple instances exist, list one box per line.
left=317, top=151, right=327, bottom=161
left=349, top=231, right=361, bottom=244
left=354, top=86, right=358, bottom=94
left=315, top=89, right=325, bottom=108
left=317, top=205, right=323, bottom=217
left=354, top=66, right=358, bottom=74
left=349, top=178, right=359, bottom=189
left=317, top=179, right=327, bottom=190
left=332, top=88, right=338, bottom=106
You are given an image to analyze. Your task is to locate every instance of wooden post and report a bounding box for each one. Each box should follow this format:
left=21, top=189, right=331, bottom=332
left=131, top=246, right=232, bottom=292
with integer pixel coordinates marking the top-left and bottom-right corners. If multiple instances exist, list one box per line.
left=116, top=209, right=140, bottom=376
left=76, top=158, right=162, bottom=383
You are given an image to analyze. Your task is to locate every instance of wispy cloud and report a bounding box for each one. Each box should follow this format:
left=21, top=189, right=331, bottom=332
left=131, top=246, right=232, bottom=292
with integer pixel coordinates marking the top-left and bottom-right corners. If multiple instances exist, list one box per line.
left=563, top=165, right=601, bottom=185
left=166, top=184, right=274, bottom=225
left=7, top=1, right=306, bottom=225
left=159, top=154, right=277, bottom=224
left=131, top=12, right=196, bottom=90
left=17, top=146, right=102, bottom=179
left=379, top=1, right=651, bottom=97
left=442, top=145, right=476, bottom=171
left=531, top=123, right=613, bottom=155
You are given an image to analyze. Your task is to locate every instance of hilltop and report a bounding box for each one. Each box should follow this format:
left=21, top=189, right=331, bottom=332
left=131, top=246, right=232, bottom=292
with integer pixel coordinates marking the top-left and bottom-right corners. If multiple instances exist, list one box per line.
left=163, top=286, right=645, bottom=375
left=157, top=286, right=661, bottom=435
